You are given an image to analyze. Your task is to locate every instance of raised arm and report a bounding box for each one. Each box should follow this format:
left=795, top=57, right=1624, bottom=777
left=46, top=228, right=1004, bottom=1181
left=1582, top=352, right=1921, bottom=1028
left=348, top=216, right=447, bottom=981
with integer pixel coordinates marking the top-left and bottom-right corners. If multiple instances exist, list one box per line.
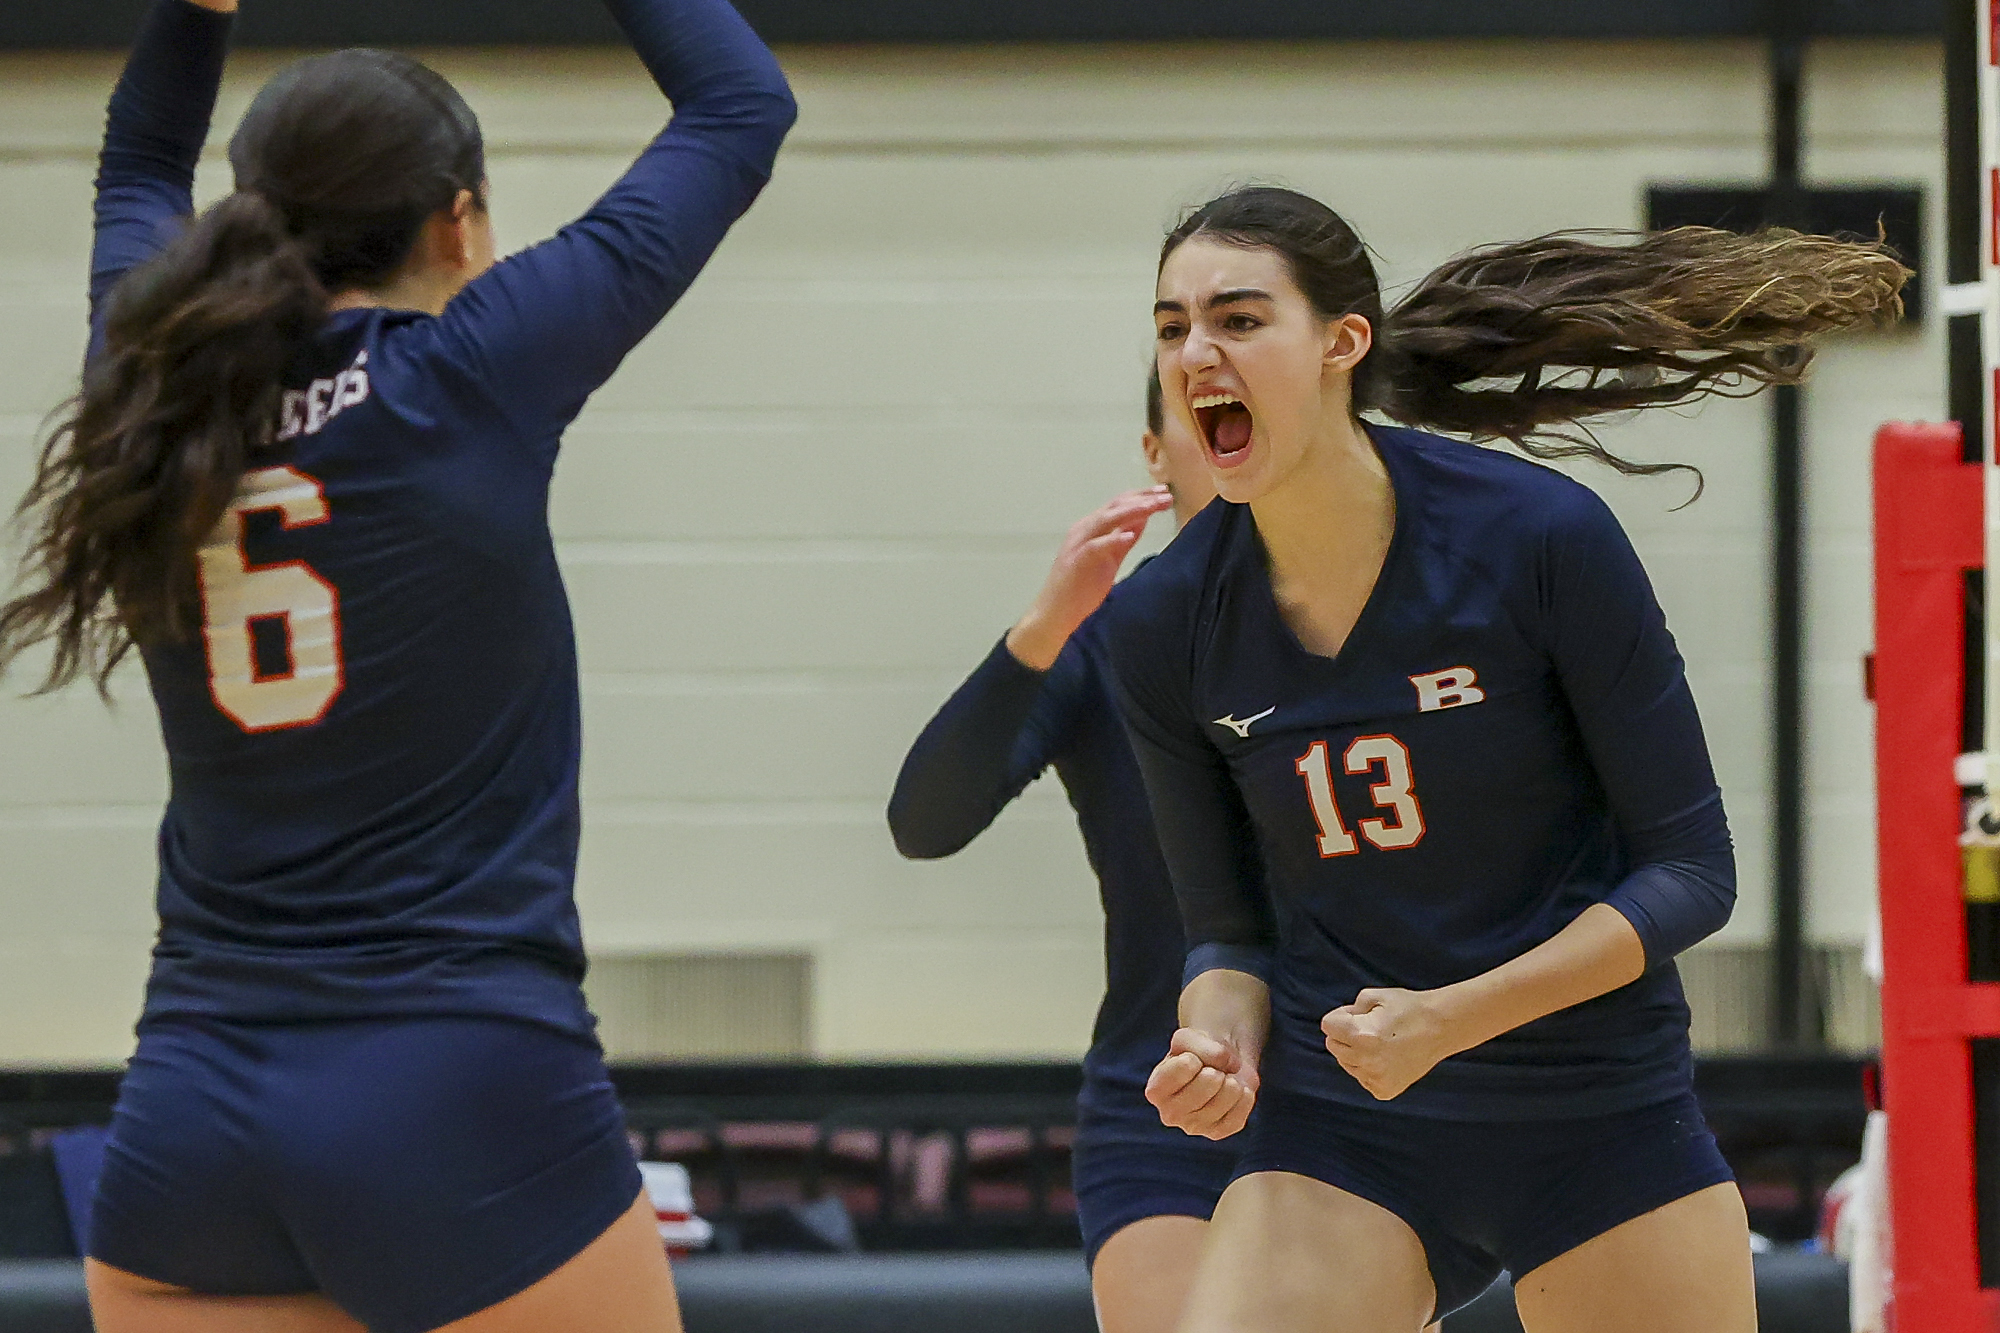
left=89, top=0, right=236, bottom=350
left=436, top=0, right=797, bottom=438
left=889, top=488, right=1172, bottom=858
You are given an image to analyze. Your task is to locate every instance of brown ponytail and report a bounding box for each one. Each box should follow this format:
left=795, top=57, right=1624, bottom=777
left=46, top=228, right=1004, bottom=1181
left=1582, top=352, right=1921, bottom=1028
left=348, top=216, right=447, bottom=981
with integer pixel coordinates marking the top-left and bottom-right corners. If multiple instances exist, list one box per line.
left=1, top=48, right=484, bottom=696
left=0, top=193, right=324, bottom=694
left=1161, top=188, right=1910, bottom=487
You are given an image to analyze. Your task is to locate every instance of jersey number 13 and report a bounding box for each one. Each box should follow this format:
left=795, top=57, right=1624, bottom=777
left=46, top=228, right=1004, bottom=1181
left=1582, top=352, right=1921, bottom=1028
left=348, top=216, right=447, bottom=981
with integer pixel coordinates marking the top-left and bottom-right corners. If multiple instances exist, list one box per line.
left=197, top=466, right=345, bottom=733
left=1295, top=736, right=1425, bottom=856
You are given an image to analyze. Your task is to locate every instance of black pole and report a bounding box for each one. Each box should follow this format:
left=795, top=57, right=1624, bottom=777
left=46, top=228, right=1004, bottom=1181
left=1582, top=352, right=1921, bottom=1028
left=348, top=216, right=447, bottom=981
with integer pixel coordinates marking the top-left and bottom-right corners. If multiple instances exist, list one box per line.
left=1767, top=0, right=1810, bottom=1048
left=1947, top=0, right=2000, bottom=990
left=1948, top=0, right=1985, bottom=462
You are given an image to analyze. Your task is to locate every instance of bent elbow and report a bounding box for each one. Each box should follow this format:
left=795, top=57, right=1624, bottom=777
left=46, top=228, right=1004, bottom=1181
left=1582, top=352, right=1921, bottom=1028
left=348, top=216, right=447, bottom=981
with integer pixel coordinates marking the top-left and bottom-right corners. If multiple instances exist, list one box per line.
left=1687, top=848, right=1737, bottom=946
left=1611, top=851, right=1737, bottom=968
left=884, top=800, right=964, bottom=862
left=705, top=84, right=796, bottom=180
left=763, top=82, right=800, bottom=136
left=889, top=827, right=946, bottom=861
left=1695, top=872, right=1737, bottom=946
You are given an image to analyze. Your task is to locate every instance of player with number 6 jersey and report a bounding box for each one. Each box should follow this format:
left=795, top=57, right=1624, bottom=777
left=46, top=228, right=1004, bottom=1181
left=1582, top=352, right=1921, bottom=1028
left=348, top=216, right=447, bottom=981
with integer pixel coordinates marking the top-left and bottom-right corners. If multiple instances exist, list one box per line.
left=0, top=0, right=793, bottom=1328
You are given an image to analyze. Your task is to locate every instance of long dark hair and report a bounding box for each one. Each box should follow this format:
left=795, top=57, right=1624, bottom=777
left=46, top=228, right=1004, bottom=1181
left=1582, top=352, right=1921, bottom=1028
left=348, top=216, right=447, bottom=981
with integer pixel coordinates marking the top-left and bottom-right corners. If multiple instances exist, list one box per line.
left=1161, top=187, right=1909, bottom=487
left=0, top=50, right=485, bottom=695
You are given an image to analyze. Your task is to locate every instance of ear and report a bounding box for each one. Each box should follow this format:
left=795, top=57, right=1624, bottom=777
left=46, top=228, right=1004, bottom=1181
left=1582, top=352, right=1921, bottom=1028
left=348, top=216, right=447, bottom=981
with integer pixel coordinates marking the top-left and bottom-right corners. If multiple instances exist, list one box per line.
left=1323, top=313, right=1374, bottom=373
left=1141, top=432, right=1170, bottom=485
left=445, top=187, right=481, bottom=267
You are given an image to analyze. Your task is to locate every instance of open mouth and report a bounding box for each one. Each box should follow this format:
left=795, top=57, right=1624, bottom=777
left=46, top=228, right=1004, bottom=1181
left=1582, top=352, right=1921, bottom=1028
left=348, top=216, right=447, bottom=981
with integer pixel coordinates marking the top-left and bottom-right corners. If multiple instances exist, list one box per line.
left=1191, top=391, right=1253, bottom=465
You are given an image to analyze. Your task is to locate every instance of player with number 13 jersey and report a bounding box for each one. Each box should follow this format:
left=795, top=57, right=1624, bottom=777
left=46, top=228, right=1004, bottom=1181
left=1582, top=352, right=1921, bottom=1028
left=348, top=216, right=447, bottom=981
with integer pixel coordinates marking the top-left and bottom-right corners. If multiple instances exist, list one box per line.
left=1096, top=185, right=1905, bottom=1331
left=1108, top=422, right=1726, bottom=1120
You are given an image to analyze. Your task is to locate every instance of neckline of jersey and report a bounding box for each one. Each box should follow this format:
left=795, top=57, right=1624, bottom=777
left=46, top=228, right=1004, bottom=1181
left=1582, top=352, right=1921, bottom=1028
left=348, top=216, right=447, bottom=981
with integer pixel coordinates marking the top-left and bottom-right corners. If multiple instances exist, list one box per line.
left=1245, top=422, right=1415, bottom=674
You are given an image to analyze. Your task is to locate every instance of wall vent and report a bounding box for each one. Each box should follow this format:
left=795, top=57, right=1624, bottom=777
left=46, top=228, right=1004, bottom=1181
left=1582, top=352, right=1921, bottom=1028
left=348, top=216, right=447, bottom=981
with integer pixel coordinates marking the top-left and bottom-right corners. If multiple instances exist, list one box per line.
left=1677, top=944, right=1880, bottom=1053
left=584, top=953, right=811, bottom=1060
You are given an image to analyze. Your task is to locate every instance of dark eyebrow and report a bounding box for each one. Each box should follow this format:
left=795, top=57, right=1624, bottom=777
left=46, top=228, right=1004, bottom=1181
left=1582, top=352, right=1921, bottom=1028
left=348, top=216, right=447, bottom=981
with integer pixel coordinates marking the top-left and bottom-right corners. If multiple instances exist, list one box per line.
left=1153, top=289, right=1275, bottom=317
left=1205, top=288, right=1274, bottom=309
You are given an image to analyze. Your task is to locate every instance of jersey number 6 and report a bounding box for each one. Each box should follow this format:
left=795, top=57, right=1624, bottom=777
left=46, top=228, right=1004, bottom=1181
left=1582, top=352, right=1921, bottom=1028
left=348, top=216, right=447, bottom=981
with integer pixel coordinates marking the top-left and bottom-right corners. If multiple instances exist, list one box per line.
left=198, top=466, right=345, bottom=733
left=1295, top=735, right=1425, bottom=857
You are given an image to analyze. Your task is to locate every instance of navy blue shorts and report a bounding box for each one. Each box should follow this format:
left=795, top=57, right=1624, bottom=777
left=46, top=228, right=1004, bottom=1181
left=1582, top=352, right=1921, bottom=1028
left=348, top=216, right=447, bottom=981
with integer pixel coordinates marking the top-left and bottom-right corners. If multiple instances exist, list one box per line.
left=1073, top=1132, right=1239, bottom=1268
left=1234, top=1087, right=1734, bottom=1319
left=91, top=1015, right=641, bottom=1333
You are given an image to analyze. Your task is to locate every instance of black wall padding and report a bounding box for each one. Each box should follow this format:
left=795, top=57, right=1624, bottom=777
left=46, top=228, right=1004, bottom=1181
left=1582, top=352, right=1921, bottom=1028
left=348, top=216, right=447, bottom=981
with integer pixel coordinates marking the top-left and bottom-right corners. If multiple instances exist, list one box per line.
left=0, top=1249, right=1851, bottom=1332
left=0, top=1156, right=73, bottom=1262
left=675, top=1253, right=1099, bottom=1333
left=0, top=0, right=1948, bottom=49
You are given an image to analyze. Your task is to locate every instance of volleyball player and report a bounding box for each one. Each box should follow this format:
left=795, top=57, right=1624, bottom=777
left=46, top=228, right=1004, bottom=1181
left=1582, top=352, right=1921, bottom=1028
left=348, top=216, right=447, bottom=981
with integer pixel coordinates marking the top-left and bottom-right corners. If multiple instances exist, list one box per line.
left=0, top=0, right=793, bottom=1328
left=1104, top=187, right=1905, bottom=1332
left=888, top=372, right=1226, bottom=1333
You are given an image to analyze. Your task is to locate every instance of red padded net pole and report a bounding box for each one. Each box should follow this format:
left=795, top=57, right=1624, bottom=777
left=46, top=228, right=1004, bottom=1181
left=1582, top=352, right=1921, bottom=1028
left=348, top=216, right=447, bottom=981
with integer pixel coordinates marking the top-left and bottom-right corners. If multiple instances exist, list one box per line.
left=1874, top=421, right=1994, bottom=1330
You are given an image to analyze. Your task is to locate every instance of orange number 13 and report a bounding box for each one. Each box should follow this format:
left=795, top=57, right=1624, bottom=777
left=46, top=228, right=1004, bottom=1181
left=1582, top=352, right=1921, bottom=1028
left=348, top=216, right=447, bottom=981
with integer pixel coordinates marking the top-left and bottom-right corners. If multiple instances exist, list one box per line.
left=1294, top=735, right=1425, bottom=857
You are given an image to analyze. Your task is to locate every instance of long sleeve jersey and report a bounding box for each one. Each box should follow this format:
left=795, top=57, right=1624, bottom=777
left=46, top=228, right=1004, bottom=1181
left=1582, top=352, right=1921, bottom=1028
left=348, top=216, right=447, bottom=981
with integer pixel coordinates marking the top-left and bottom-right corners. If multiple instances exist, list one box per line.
left=89, top=0, right=795, bottom=1037
left=1102, top=426, right=1735, bottom=1120
left=888, top=614, right=1240, bottom=1151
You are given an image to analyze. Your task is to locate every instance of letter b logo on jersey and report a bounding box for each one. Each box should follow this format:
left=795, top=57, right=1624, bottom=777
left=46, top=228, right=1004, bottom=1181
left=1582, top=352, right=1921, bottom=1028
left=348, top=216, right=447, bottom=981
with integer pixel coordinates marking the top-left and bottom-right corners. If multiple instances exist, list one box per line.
left=1410, top=666, right=1485, bottom=712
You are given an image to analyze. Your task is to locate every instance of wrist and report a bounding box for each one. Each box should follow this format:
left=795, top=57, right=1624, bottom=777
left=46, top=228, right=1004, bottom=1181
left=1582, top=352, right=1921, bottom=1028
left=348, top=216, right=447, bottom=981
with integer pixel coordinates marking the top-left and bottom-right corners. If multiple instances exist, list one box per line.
left=1181, top=969, right=1271, bottom=1056
left=1004, top=611, right=1072, bottom=672
left=1423, top=981, right=1499, bottom=1058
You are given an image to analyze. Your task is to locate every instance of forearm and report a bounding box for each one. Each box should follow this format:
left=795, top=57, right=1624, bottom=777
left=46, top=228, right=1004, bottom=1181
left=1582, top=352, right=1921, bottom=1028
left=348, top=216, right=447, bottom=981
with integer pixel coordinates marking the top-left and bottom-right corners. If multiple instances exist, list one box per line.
left=184, top=0, right=236, bottom=11
left=91, top=0, right=234, bottom=334
left=101, top=0, right=233, bottom=188
left=887, top=638, right=1056, bottom=859
left=602, top=0, right=795, bottom=132
left=1008, top=584, right=1093, bottom=672
left=1431, top=902, right=1646, bottom=1055
left=1005, top=614, right=1073, bottom=674
left=1179, top=967, right=1271, bottom=1065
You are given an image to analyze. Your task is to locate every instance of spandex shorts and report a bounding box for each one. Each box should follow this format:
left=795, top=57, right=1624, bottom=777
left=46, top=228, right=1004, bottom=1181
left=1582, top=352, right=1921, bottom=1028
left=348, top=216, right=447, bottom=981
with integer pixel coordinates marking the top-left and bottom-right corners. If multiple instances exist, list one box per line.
left=1072, top=1131, right=1239, bottom=1268
left=1234, top=1086, right=1734, bottom=1320
left=90, top=1014, right=641, bottom=1333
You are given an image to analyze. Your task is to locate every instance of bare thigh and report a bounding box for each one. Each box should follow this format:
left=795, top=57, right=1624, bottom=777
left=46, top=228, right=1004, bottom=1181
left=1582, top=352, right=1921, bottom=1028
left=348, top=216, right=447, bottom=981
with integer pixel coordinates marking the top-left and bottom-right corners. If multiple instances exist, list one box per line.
left=1091, top=1214, right=1208, bottom=1333
left=88, top=1192, right=684, bottom=1333
left=1177, top=1171, right=1436, bottom=1333
left=86, top=1263, right=366, bottom=1333
left=1513, top=1183, right=1756, bottom=1333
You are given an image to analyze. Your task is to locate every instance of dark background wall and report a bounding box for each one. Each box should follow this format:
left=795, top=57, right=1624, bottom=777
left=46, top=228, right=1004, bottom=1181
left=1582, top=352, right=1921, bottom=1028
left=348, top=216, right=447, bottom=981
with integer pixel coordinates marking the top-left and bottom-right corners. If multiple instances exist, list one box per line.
left=0, top=0, right=1945, bottom=51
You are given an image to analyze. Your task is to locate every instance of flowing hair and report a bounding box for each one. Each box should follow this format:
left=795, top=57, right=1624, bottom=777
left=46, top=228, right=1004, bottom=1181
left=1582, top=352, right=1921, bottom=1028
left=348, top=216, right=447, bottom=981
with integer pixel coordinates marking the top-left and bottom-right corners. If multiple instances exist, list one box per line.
left=1, top=49, right=484, bottom=695
left=1162, top=188, right=1910, bottom=491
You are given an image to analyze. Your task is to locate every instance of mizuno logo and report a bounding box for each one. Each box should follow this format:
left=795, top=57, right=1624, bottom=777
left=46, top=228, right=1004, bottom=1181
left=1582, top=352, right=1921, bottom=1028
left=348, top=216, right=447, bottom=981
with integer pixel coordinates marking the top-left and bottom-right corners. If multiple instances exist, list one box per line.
left=1213, top=707, right=1276, bottom=739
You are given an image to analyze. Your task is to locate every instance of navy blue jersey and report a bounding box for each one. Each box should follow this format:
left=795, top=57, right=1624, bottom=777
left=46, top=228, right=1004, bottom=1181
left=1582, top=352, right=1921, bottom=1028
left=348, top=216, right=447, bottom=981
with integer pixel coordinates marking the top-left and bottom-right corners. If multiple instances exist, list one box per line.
left=1103, top=426, right=1734, bottom=1120
left=889, top=608, right=1224, bottom=1145
left=90, top=0, right=795, bottom=1036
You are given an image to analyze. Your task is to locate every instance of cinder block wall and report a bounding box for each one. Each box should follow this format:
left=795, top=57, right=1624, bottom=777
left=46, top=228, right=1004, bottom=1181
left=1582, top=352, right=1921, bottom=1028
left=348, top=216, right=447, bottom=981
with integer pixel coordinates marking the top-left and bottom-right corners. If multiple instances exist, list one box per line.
left=0, top=38, right=1941, bottom=1064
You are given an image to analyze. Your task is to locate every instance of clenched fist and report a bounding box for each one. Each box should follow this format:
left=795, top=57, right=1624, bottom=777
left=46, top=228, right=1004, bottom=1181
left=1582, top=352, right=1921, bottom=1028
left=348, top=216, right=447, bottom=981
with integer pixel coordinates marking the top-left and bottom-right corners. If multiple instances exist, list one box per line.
left=1320, top=988, right=1457, bottom=1102
left=1147, top=1026, right=1259, bottom=1140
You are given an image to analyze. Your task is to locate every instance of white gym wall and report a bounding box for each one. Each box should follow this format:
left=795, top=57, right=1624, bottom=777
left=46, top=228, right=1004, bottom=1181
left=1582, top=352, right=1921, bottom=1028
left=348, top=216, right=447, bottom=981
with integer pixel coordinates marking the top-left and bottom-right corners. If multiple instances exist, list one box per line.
left=0, top=37, right=1941, bottom=1064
